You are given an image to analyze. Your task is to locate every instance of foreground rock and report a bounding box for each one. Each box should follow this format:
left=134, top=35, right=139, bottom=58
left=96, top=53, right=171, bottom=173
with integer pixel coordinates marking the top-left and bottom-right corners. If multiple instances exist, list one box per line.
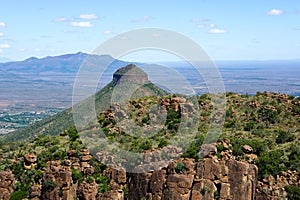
left=0, top=171, right=15, bottom=200
left=1, top=142, right=299, bottom=199
left=128, top=156, right=258, bottom=200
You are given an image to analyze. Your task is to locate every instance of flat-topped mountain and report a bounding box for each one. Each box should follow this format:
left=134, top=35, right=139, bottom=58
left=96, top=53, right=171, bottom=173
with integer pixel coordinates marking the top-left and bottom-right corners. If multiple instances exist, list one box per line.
left=0, top=64, right=168, bottom=142
left=113, top=64, right=149, bottom=85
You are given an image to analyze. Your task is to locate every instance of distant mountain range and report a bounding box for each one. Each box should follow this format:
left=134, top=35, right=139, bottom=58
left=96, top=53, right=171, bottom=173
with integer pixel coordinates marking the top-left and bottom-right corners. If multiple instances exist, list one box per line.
left=0, top=52, right=139, bottom=113
left=0, top=52, right=124, bottom=73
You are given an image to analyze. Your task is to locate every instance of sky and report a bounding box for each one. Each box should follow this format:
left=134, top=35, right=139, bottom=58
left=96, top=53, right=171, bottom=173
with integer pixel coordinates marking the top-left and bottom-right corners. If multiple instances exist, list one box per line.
left=0, top=0, right=299, bottom=61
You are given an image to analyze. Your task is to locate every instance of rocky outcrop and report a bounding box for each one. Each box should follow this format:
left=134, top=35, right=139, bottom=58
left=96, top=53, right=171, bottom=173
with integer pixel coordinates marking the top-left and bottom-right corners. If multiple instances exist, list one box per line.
left=41, top=160, right=75, bottom=200
left=256, top=170, right=300, bottom=200
left=0, top=171, right=15, bottom=200
left=127, top=154, right=258, bottom=200
left=23, top=153, right=37, bottom=169
left=4, top=142, right=298, bottom=200
left=78, top=181, right=98, bottom=200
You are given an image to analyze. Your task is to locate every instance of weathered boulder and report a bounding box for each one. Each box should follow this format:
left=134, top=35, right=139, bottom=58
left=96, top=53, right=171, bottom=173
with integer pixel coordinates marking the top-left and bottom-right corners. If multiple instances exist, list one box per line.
left=23, top=153, right=37, bottom=169
left=78, top=181, right=98, bottom=200
left=0, top=171, right=15, bottom=200
left=242, top=145, right=253, bottom=154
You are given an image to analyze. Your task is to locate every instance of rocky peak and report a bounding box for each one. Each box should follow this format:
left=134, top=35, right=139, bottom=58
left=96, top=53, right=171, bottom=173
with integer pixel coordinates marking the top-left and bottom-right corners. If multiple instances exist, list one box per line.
left=113, top=64, right=149, bottom=85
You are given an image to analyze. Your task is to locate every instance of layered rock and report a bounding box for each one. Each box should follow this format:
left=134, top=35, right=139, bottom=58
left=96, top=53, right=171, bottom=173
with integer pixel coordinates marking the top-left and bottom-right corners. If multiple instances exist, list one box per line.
left=2, top=143, right=292, bottom=200
left=127, top=155, right=258, bottom=200
left=0, top=171, right=15, bottom=200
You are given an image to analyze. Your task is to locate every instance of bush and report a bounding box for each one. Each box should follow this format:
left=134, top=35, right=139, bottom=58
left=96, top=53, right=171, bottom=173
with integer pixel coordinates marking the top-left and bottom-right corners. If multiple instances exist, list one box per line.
left=231, top=138, right=265, bottom=157
left=72, top=168, right=84, bottom=183
left=68, top=126, right=79, bottom=141
left=175, top=162, right=186, bottom=173
left=34, top=170, right=43, bottom=183
left=257, top=149, right=286, bottom=179
left=158, top=139, right=168, bottom=148
left=97, top=176, right=111, bottom=193
left=285, top=185, right=300, bottom=200
left=42, top=179, right=56, bottom=190
left=183, top=145, right=199, bottom=159
left=276, top=130, right=295, bottom=144
left=123, top=186, right=129, bottom=198
left=214, top=190, right=220, bottom=200
left=10, top=190, right=28, bottom=200
left=86, top=176, right=94, bottom=184
left=139, top=139, right=152, bottom=151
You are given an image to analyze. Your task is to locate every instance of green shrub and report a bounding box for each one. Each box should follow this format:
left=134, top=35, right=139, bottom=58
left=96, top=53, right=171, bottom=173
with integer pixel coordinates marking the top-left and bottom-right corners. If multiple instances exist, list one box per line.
left=10, top=190, right=29, bottom=200
left=139, top=139, right=152, bottom=151
left=158, top=139, right=168, bottom=148
left=257, top=149, right=286, bottom=179
left=175, top=162, right=186, bottom=173
left=97, top=175, right=111, bottom=193
left=285, top=185, right=300, bottom=200
left=214, top=190, right=220, bottom=200
left=286, top=144, right=300, bottom=171
left=123, top=186, right=129, bottom=198
left=42, top=179, right=56, bottom=190
left=183, top=145, right=199, bottom=159
left=86, top=176, right=94, bottom=184
left=68, top=126, right=79, bottom=141
left=276, top=130, right=295, bottom=144
left=72, top=168, right=84, bottom=183
left=34, top=170, right=43, bottom=183
left=231, top=138, right=265, bottom=157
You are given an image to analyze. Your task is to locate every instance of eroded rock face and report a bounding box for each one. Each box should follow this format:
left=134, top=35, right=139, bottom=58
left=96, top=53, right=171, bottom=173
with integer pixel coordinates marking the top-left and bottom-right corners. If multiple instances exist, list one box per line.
left=128, top=156, right=258, bottom=200
left=1, top=145, right=262, bottom=200
left=0, top=171, right=15, bottom=200
left=78, top=181, right=98, bottom=200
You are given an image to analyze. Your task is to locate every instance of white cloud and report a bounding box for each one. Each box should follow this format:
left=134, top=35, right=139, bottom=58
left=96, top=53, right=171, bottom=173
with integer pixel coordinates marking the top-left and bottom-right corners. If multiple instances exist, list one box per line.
left=19, top=48, right=26, bottom=52
left=79, top=14, right=98, bottom=20
left=34, top=48, right=40, bottom=52
left=208, top=29, right=226, bottom=34
left=70, top=21, right=94, bottom=27
left=0, top=44, right=10, bottom=48
left=103, top=30, right=114, bottom=35
left=267, top=9, right=284, bottom=15
left=0, top=32, right=4, bottom=37
left=54, top=17, right=69, bottom=22
left=0, top=22, right=6, bottom=27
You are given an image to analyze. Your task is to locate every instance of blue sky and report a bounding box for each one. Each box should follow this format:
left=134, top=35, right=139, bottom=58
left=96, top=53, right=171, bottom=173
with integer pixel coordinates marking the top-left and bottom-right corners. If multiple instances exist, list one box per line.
left=0, top=0, right=299, bottom=61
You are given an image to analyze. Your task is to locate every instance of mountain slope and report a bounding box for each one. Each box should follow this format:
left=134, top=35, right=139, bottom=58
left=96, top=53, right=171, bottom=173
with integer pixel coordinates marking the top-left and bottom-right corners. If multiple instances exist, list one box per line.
left=0, top=64, right=168, bottom=142
left=0, top=91, right=299, bottom=199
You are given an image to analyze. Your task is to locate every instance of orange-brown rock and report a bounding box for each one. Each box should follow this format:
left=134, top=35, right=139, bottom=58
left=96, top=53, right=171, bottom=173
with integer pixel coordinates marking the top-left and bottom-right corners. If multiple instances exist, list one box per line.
left=23, top=153, right=37, bottom=169
left=0, top=171, right=15, bottom=200
left=78, top=181, right=98, bottom=200
left=30, top=184, right=42, bottom=198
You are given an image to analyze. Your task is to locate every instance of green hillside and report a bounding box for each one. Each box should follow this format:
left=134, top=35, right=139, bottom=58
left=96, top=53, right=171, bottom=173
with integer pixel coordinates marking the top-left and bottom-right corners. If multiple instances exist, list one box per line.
left=0, top=91, right=299, bottom=199
left=0, top=64, right=168, bottom=143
